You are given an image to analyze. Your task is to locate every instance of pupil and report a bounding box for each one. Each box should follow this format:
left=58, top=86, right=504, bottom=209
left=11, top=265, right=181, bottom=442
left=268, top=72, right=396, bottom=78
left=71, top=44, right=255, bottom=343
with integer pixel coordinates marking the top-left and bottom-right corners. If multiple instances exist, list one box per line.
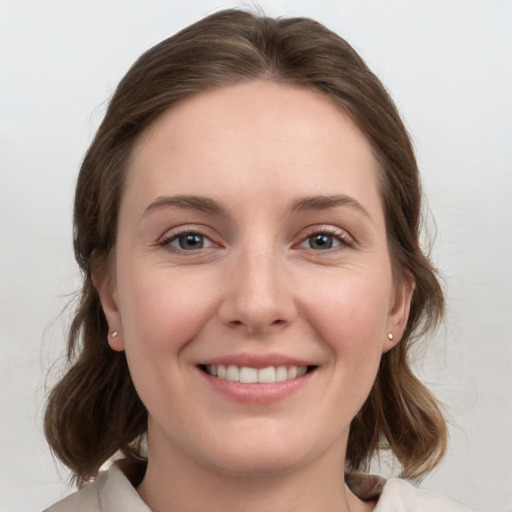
left=311, top=234, right=332, bottom=249
left=179, top=234, right=203, bottom=249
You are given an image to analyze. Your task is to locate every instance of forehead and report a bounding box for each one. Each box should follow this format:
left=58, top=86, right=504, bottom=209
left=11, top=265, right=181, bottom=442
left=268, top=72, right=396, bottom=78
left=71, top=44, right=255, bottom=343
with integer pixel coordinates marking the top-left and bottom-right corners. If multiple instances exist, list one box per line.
left=123, top=80, right=382, bottom=217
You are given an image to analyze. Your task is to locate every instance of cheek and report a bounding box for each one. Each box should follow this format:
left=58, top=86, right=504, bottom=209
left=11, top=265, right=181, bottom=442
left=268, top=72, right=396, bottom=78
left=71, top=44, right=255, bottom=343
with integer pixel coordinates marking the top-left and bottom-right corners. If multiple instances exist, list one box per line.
left=295, top=267, right=393, bottom=427
left=116, top=262, right=217, bottom=356
left=114, top=264, right=219, bottom=415
left=303, top=266, right=392, bottom=360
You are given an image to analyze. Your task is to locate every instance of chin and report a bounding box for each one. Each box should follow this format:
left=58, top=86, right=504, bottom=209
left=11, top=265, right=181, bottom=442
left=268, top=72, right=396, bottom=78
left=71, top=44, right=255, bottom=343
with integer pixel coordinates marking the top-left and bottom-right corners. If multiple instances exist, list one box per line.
left=192, top=423, right=329, bottom=477
left=206, top=446, right=307, bottom=477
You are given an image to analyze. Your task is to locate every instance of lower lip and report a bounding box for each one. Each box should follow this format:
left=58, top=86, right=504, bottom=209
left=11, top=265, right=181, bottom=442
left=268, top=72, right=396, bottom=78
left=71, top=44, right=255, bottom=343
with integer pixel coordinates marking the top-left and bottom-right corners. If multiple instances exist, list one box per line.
left=197, top=368, right=315, bottom=404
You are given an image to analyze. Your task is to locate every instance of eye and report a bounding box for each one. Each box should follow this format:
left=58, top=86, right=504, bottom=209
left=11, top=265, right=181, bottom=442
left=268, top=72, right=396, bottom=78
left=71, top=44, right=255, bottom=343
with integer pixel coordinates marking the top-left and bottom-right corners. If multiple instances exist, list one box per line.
left=160, top=230, right=215, bottom=252
left=306, top=233, right=338, bottom=250
left=297, top=229, right=352, bottom=251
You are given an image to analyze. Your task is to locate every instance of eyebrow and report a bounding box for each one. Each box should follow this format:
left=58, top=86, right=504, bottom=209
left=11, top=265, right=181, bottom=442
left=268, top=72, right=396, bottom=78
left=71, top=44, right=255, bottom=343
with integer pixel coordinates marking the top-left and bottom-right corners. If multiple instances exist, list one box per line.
left=143, top=193, right=371, bottom=220
left=143, top=195, right=228, bottom=216
left=290, top=194, right=371, bottom=219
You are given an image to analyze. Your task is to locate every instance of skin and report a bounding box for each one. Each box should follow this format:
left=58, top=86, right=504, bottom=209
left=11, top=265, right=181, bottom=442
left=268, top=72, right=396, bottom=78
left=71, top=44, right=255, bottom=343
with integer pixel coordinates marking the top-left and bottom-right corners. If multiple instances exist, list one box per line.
left=95, top=81, right=413, bottom=512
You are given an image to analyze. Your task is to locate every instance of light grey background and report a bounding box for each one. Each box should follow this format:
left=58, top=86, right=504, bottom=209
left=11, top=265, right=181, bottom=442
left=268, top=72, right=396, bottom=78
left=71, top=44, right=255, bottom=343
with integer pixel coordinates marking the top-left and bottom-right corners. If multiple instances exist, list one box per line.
left=1, top=1, right=511, bottom=511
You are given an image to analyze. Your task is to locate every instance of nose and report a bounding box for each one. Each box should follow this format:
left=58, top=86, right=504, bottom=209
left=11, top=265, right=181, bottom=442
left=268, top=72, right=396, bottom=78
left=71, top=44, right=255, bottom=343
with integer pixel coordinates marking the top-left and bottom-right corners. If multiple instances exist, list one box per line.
left=218, top=245, right=296, bottom=336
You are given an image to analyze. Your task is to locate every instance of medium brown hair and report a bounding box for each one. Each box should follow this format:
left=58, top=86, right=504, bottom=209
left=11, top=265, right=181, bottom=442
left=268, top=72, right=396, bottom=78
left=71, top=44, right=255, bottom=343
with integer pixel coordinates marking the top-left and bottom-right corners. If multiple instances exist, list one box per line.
left=45, top=8, right=446, bottom=486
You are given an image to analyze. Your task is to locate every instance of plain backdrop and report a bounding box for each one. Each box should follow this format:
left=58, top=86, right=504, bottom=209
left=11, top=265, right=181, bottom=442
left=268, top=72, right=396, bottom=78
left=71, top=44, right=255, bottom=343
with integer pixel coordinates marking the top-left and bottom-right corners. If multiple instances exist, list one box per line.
left=1, top=1, right=511, bottom=511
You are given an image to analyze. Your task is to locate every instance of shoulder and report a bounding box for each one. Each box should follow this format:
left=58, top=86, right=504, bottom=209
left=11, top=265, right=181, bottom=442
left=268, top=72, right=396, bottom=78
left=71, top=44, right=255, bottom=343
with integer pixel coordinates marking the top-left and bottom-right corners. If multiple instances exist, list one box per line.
left=375, top=478, right=474, bottom=512
left=43, top=477, right=101, bottom=512
left=43, top=463, right=150, bottom=512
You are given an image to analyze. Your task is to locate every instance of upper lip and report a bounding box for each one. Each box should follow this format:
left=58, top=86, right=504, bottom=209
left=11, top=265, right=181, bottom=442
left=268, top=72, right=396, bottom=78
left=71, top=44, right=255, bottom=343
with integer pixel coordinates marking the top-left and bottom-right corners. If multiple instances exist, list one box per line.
left=197, top=353, right=316, bottom=369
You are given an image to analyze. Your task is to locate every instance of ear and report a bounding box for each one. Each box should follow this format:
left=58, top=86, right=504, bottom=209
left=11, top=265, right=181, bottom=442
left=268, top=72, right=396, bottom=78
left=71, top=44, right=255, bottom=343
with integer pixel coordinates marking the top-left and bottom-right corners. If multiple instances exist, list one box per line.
left=92, top=267, right=125, bottom=352
left=383, top=272, right=415, bottom=353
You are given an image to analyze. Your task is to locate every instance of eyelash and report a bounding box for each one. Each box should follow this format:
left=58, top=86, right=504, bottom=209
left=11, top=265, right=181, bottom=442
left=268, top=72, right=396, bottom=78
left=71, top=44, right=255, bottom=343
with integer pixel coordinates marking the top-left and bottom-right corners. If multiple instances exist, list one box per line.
left=158, top=228, right=217, bottom=253
left=157, top=226, right=353, bottom=254
left=297, top=228, right=354, bottom=252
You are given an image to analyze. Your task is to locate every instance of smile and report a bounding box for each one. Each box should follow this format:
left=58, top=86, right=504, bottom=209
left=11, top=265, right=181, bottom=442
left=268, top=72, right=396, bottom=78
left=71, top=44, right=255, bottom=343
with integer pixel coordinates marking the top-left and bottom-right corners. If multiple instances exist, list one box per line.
left=201, top=364, right=311, bottom=383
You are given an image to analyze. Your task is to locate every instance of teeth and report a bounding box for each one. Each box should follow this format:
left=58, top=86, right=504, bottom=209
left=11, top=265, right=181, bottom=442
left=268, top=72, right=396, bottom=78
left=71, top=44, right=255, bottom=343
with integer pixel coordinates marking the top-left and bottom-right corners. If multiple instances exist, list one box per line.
left=239, top=367, right=258, bottom=383
left=287, top=366, right=297, bottom=379
left=296, top=366, right=307, bottom=377
left=275, top=366, right=288, bottom=382
left=257, top=366, right=275, bottom=383
left=205, top=364, right=310, bottom=383
left=226, top=365, right=239, bottom=381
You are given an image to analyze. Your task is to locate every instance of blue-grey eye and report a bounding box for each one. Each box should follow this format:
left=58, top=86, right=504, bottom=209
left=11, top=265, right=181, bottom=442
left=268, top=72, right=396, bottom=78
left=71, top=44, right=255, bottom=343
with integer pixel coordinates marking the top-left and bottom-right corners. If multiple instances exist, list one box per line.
left=174, top=233, right=205, bottom=250
left=308, top=233, right=336, bottom=250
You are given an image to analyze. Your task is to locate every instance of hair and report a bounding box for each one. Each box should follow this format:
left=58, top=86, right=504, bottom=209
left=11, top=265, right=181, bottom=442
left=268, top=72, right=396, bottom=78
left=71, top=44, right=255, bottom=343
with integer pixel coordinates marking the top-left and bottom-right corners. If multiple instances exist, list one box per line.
left=44, top=8, right=447, bottom=486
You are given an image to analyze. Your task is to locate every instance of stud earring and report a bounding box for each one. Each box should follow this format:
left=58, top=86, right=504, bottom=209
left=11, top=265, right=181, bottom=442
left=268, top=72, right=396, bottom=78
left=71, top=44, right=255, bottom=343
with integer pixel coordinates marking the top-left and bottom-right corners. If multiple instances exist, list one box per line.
left=387, top=332, right=394, bottom=341
left=109, top=331, right=119, bottom=338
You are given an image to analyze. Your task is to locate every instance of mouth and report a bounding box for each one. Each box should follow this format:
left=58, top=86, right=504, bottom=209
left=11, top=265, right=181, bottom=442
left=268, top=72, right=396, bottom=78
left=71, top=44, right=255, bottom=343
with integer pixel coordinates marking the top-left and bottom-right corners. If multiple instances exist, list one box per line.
left=198, top=364, right=316, bottom=384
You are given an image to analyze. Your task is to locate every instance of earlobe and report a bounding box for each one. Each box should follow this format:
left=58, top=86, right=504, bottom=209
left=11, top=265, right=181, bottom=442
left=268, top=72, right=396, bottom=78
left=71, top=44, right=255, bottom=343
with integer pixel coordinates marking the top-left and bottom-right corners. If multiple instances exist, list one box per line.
left=92, top=268, right=125, bottom=352
left=108, top=330, right=125, bottom=352
left=384, top=273, right=415, bottom=352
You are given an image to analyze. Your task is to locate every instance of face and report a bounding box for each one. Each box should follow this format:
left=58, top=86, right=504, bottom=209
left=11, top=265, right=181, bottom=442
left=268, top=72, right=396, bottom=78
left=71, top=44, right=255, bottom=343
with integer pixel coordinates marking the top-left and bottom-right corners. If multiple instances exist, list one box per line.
left=96, top=81, right=412, bottom=477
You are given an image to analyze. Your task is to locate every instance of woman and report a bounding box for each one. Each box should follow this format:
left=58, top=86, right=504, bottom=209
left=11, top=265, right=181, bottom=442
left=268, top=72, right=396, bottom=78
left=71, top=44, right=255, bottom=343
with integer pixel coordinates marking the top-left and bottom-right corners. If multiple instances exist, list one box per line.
left=44, top=9, right=472, bottom=511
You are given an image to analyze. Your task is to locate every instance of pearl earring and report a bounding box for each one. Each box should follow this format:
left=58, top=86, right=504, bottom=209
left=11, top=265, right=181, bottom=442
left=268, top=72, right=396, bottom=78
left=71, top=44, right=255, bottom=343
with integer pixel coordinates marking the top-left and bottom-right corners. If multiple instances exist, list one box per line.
left=109, top=331, right=119, bottom=338
left=387, top=332, right=394, bottom=341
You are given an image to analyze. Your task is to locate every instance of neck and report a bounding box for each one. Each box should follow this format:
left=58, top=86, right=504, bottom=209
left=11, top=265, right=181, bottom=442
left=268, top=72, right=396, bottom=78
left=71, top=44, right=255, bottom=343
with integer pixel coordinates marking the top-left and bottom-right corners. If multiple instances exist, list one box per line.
left=136, top=435, right=373, bottom=512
